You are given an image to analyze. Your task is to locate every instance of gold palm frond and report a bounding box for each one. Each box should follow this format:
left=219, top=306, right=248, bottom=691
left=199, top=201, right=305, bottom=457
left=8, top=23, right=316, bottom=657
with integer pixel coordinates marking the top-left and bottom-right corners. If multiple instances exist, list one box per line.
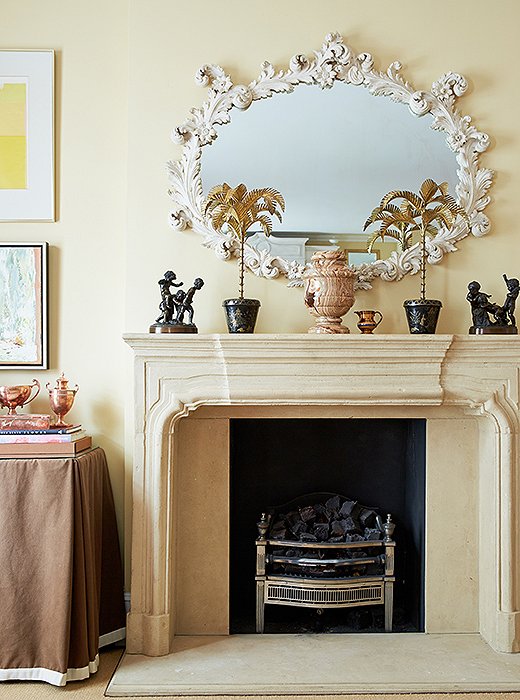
left=254, top=213, right=274, bottom=237
left=379, top=188, right=423, bottom=213
left=363, top=179, right=469, bottom=300
left=363, top=203, right=403, bottom=229
left=365, top=207, right=421, bottom=253
left=364, top=179, right=469, bottom=252
left=205, top=183, right=285, bottom=241
left=420, top=178, right=444, bottom=203
left=367, top=227, right=410, bottom=253
left=204, top=182, right=285, bottom=298
left=242, top=187, right=285, bottom=219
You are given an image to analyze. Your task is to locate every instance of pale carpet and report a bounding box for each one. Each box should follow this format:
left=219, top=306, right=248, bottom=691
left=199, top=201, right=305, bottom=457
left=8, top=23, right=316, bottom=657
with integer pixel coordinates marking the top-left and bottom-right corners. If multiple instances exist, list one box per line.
left=1, top=648, right=520, bottom=699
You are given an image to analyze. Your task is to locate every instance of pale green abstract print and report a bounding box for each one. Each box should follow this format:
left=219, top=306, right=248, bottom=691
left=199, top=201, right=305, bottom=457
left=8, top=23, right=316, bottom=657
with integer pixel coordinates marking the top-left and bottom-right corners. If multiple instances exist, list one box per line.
left=0, top=246, right=42, bottom=365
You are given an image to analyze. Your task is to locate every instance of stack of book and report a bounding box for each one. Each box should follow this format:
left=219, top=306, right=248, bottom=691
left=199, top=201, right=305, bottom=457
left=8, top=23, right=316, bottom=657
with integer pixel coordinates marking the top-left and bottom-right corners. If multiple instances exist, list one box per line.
left=0, top=422, right=92, bottom=458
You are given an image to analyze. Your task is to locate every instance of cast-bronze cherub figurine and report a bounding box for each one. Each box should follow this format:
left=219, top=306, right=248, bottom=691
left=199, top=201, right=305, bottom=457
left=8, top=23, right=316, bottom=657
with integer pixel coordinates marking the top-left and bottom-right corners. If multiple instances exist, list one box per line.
left=467, top=274, right=519, bottom=334
left=149, top=271, right=204, bottom=334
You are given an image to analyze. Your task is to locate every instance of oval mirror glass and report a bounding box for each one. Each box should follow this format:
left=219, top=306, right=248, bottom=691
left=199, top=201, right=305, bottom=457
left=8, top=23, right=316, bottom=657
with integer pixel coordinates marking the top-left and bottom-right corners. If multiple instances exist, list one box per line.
left=201, top=83, right=459, bottom=266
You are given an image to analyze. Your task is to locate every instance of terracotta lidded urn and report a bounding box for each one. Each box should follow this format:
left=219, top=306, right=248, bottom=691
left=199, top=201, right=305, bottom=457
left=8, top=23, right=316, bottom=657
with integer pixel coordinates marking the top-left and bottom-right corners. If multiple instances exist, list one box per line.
left=304, top=250, right=356, bottom=334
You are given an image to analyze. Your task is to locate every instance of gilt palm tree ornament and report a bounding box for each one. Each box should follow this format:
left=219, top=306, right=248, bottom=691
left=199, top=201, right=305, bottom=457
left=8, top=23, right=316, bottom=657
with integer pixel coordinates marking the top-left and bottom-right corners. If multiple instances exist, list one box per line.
left=205, top=183, right=285, bottom=332
left=364, top=179, right=469, bottom=333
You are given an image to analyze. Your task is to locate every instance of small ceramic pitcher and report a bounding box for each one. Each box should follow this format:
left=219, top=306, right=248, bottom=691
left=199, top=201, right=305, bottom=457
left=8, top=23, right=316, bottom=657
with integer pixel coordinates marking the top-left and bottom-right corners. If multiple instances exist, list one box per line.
left=355, top=309, right=383, bottom=334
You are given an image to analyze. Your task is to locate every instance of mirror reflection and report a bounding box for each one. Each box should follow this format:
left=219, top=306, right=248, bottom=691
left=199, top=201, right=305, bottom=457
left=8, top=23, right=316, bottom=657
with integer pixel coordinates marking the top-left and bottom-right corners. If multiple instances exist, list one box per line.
left=201, top=83, right=458, bottom=265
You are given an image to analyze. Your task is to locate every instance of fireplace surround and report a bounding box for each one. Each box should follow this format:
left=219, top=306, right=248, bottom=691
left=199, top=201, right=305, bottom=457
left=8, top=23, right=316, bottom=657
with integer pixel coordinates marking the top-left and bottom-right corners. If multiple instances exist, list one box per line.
left=123, top=334, right=520, bottom=657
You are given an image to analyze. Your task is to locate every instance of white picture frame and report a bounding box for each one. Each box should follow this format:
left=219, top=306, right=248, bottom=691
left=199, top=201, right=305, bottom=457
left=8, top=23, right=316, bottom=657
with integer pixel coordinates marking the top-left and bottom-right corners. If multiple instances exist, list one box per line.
left=0, top=50, right=55, bottom=222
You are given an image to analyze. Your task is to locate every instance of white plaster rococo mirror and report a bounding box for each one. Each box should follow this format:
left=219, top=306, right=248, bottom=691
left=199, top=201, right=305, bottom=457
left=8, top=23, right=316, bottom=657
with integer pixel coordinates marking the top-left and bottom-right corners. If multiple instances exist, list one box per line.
left=168, top=33, right=493, bottom=289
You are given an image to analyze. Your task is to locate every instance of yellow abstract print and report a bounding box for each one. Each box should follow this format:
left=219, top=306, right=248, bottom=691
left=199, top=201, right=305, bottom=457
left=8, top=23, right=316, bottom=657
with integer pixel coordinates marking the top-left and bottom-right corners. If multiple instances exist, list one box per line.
left=0, top=82, right=27, bottom=189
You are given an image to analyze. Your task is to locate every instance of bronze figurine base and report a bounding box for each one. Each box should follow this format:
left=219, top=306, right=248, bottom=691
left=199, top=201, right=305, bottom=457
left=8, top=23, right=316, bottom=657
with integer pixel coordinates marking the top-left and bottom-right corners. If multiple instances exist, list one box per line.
left=469, top=325, right=518, bottom=335
left=149, top=323, right=198, bottom=334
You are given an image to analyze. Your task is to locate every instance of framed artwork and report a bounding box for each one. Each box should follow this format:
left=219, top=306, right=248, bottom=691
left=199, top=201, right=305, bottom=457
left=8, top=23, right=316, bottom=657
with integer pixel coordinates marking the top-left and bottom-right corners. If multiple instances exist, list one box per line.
left=0, top=243, right=48, bottom=369
left=0, top=50, right=54, bottom=221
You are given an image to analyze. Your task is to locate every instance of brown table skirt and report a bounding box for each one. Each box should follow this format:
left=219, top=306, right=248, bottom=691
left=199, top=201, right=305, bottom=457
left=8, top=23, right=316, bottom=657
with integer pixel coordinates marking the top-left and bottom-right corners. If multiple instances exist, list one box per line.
left=0, top=447, right=126, bottom=685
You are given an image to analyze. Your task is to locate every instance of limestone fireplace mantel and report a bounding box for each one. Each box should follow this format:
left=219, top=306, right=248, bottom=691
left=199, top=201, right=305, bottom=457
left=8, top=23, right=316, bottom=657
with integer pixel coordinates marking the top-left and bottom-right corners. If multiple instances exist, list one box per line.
left=124, top=334, right=520, bottom=656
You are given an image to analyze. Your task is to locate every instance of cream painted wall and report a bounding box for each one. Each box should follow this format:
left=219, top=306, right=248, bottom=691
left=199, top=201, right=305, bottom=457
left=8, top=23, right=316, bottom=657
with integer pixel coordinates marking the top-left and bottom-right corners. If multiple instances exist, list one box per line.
left=1, top=1, right=128, bottom=538
left=2, top=0, right=519, bottom=588
left=127, top=0, right=519, bottom=337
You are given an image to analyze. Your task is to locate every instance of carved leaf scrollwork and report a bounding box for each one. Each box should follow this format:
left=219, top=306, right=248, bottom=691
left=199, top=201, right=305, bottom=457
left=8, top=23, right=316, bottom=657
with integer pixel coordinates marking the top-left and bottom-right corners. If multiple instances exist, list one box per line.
left=167, top=33, right=493, bottom=289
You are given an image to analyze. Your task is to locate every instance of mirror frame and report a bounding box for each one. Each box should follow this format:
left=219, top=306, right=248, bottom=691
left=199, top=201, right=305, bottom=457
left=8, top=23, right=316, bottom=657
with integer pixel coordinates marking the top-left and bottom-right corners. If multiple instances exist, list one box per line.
left=167, top=33, right=493, bottom=289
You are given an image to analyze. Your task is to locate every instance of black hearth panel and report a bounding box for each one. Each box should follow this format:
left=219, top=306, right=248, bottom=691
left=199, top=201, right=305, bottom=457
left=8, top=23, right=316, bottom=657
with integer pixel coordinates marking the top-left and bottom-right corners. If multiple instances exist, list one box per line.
left=229, top=418, right=425, bottom=634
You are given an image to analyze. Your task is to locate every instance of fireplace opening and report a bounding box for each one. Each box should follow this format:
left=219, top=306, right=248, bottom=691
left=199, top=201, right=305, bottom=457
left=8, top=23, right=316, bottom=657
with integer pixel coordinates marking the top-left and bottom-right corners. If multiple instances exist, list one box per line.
left=230, top=418, right=426, bottom=634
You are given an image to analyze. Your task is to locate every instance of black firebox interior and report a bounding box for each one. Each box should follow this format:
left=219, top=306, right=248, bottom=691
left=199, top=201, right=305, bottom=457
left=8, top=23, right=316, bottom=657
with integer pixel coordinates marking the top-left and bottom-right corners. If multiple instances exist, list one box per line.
left=230, top=418, right=426, bottom=634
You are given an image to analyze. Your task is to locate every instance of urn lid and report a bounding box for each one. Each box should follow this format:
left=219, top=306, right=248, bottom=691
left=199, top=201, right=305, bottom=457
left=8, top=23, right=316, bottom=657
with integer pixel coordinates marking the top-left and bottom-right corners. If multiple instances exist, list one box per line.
left=55, top=372, right=70, bottom=390
left=49, top=372, right=77, bottom=392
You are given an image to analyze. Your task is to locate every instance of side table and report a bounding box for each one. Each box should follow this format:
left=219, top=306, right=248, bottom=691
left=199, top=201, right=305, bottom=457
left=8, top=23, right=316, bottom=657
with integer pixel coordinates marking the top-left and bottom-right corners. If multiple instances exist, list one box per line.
left=0, top=447, right=126, bottom=685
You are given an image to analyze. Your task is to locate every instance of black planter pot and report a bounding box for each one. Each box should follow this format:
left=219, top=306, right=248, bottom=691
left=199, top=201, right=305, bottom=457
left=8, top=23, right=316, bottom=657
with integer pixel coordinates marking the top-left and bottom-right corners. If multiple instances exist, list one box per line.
left=223, top=298, right=261, bottom=333
left=403, top=298, right=442, bottom=334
